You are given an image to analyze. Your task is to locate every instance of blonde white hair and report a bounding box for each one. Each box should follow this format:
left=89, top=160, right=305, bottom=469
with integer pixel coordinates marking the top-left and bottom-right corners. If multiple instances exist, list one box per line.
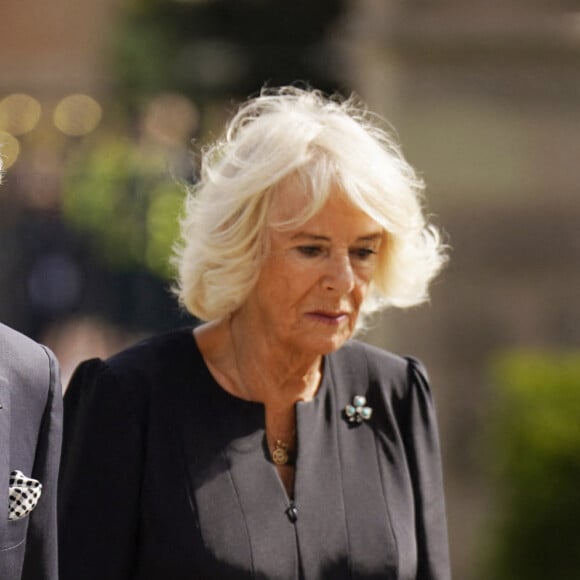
left=173, top=86, right=447, bottom=328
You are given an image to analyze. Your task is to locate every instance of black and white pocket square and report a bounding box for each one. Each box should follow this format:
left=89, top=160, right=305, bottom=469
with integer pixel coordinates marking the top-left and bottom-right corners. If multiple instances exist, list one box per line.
left=8, top=470, right=42, bottom=521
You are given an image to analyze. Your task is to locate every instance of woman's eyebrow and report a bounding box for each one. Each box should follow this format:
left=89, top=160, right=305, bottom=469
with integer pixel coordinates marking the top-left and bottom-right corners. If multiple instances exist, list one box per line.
left=289, top=232, right=383, bottom=242
left=357, top=233, right=383, bottom=243
left=290, top=232, right=330, bottom=242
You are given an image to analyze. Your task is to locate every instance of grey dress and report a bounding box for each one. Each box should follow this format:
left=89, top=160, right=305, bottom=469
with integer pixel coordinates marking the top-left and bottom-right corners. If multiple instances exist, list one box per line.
left=58, top=328, right=450, bottom=579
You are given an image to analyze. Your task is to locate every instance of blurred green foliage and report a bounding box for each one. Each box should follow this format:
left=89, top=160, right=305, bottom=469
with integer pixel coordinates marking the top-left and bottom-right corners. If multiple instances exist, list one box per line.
left=61, top=136, right=186, bottom=279
left=58, top=0, right=345, bottom=325
left=483, top=351, right=580, bottom=579
left=110, top=0, right=345, bottom=113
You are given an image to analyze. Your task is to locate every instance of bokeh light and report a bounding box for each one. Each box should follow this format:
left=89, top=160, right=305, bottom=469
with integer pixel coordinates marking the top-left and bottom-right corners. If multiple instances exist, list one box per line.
left=0, top=94, right=42, bottom=136
left=0, top=131, right=21, bottom=169
left=53, top=94, right=103, bottom=136
left=143, top=93, right=199, bottom=145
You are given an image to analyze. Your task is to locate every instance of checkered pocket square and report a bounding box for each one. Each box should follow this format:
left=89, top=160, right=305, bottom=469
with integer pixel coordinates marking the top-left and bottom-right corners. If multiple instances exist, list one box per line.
left=8, top=470, right=42, bottom=521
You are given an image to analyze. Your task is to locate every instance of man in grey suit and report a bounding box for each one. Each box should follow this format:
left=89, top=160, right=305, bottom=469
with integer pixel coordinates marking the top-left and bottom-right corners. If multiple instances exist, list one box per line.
left=0, top=322, right=62, bottom=579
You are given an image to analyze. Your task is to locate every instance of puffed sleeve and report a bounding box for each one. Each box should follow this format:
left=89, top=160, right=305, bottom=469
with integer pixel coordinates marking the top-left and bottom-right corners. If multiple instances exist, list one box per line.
left=58, top=359, right=144, bottom=580
left=403, top=358, right=451, bottom=580
left=22, top=347, right=62, bottom=580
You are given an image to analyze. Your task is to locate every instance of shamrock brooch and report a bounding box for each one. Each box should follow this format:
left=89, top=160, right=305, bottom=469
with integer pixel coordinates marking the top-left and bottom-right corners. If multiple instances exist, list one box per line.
left=343, top=395, right=373, bottom=424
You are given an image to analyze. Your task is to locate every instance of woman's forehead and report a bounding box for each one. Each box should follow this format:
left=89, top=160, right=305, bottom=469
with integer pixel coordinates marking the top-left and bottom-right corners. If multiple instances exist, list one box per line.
left=269, top=180, right=381, bottom=235
left=268, top=176, right=316, bottom=221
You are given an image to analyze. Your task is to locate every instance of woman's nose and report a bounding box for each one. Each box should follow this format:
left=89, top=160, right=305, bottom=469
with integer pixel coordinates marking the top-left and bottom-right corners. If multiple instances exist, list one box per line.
left=323, top=253, right=355, bottom=293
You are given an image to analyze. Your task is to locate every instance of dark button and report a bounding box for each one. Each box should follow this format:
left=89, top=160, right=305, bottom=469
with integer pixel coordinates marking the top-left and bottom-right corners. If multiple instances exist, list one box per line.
left=286, top=503, right=298, bottom=523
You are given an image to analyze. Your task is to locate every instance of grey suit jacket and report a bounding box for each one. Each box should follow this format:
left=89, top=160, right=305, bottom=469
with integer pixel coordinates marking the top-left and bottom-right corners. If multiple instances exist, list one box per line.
left=0, top=323, right=62, bottom=580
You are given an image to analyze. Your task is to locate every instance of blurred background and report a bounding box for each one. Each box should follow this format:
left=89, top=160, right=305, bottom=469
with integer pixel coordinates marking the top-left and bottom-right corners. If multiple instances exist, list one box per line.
left=1, top=0, right=579, bottom=577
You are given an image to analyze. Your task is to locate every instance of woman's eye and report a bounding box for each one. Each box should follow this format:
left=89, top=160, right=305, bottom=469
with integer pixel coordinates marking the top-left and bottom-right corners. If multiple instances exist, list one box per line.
left=351, top=248, right=377, bottom=260
left=297, top=246, right=323, bottom=257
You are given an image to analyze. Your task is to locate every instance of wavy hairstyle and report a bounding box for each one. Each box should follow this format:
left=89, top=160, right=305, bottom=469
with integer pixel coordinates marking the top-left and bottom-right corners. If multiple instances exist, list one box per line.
left=173, top=86, right=447, bottom=329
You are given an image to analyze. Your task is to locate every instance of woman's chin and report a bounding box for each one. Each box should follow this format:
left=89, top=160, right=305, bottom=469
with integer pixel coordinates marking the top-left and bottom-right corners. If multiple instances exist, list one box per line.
left=303, top=330, right=353, bottom=356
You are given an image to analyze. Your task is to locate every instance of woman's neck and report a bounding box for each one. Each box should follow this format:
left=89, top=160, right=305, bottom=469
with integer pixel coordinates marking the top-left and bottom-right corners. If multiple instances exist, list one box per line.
left=194, top=316, right=323, bottom=407
left=228, top=313, right=322, bottom=406
left=194, top=315, right=322, bottom=499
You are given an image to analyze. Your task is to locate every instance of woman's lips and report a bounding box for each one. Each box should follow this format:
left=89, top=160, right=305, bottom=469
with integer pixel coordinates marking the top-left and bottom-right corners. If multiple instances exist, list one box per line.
left=305, top=311, right=349, bottom=325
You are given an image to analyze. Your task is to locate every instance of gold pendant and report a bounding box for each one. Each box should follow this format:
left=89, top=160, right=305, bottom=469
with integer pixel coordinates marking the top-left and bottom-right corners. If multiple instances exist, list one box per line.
left=272, top=440, right=289, bottom=465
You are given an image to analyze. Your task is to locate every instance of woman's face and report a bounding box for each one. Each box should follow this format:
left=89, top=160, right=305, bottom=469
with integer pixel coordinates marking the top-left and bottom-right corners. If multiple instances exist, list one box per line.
left=240, top=183, right=383, bottom=357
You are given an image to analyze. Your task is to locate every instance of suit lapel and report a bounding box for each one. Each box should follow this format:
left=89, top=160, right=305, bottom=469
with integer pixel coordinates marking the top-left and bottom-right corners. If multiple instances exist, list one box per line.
left=0, top=376, right=10, bottom=547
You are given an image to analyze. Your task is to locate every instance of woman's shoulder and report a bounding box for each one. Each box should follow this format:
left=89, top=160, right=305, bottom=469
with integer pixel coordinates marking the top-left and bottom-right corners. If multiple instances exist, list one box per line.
left=105, top=326, right=196, bottom=374
left=67, top=327, right=198, bottom=402
left=335, top=339, right=408, bottom=374
left=333, top=339, right=430, bottom=396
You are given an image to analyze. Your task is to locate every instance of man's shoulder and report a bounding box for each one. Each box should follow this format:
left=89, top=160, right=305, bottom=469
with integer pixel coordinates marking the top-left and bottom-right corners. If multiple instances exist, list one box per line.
left=0, top=323, right=52, bottom=371
left=1, top=321, right=40, bottom=349
left=0, top=324, right=59, bottom=420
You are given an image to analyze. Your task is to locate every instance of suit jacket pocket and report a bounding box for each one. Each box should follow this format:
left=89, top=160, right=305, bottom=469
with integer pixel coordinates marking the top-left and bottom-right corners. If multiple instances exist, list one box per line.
left=0, top=515, right=28, bottom=551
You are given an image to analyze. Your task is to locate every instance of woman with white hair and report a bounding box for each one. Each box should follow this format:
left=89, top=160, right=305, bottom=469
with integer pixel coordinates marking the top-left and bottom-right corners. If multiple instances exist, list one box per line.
left=58, top=86, right=451, bottom=579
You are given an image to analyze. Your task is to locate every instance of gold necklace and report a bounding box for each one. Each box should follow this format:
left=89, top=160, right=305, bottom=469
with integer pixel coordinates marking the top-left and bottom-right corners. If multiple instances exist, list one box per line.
left=272, top=439, right=292, bottom=465
left=271, top=425, right=296, bottom=465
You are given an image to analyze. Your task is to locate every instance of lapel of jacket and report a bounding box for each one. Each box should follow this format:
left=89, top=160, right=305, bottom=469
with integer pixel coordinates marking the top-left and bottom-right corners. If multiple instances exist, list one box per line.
left=0, top=375, right=10, bottom=546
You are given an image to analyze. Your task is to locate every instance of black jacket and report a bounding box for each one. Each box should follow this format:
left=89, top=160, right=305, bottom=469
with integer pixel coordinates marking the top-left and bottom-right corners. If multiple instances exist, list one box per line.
left=59, top=328, right=450, bottom=579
